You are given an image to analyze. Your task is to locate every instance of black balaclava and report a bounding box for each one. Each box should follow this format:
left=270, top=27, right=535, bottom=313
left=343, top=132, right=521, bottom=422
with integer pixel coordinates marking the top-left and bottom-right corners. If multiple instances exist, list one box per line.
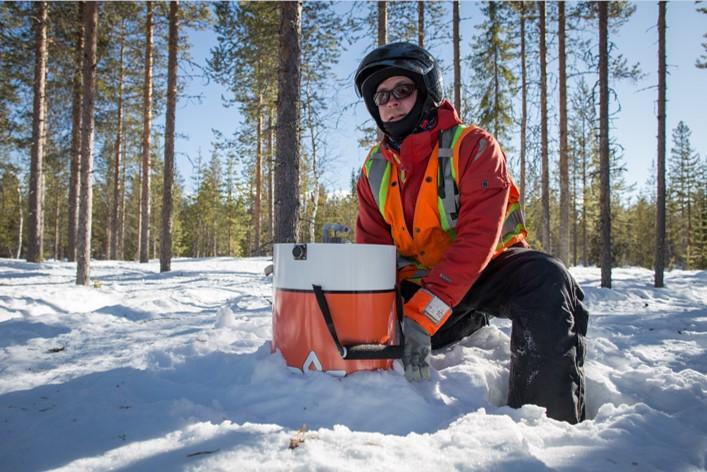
left=361, top=67, right=428, bottom=141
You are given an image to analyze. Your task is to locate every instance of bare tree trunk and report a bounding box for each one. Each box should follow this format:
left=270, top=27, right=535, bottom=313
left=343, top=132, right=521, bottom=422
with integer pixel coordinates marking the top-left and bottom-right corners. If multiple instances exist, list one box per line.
left=140, top=1, right=153, bottom=263
left=135, top=171, right=142, bottom=260
left=376, top=0, right=388, bottom=142
left=67, top=2, right=84, bottom=263
left=491, top=2, right=499, bottom=137
left=274, top=1, right=301, bottom=244
left=53, top=192, right=60, bottom=260
left=572, top=164, right=578, bottom=266
left=581, top=119, right=588, bottom=265
left=598, top=1, right=612, bottom=288
left=558, top=1, right=570, bottom=265
left=161, top=0, right=178, bottom=273
left=104, top=174, right=111, bottom=257
left=519, top=2, right=527, bottom=208
left=118, top=152, right=126, bottom=259
left=453, top=0, right=461, bottom=115
left=539, top=1, right=550, bottom=252
left=378, top=1, right=387, bottom=46
left=110, top=24, right=125, bottom=260
left=254, top=96, right=263, bottom=255
left=76, top=1, right=98, bottom=285
left=268, top=107, right=274, bottom=245
left=304, top=89, right=319, bottom=243
left=27, top=1, right=48, bottom=263
left=16, top=184, right=23, bottom=259
left=655, top=1, right=667, bottom=287
left=42, top=64, right=49, bottom=254
left=417, top=1, right=424, bottom=47
left=687, top=180, right=692, bottom=266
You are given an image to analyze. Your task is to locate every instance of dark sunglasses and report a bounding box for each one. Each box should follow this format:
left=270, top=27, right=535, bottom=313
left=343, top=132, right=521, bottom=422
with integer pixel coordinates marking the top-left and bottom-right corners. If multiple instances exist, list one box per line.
left=373, top=83, right=416, bottom=106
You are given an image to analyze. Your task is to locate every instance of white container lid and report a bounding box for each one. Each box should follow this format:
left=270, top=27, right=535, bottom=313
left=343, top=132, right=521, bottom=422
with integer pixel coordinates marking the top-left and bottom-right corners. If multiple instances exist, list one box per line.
left=273, top=243, right=396, bottom=291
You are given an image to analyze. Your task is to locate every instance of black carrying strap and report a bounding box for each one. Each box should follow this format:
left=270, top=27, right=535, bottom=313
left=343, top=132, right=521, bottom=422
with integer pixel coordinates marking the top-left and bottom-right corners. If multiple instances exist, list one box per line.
left=312, top=284, right=403, bottom=360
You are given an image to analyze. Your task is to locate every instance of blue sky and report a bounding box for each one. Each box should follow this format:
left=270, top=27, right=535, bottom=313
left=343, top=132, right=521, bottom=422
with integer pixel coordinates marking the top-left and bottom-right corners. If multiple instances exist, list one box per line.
left=174, top=1, right=706, bottom=198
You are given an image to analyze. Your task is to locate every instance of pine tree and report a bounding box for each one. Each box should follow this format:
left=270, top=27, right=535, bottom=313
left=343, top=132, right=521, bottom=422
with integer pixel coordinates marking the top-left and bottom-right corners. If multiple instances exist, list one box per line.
left=267, top=108, right=275, bottom=245
left=383, top=1, right=447, bottom=47
left=209, top=1, right=279, bottom=253
left=539, top=1, right=550, bottom=253
left=160, top=0, right=178, bottom=273
left=598, top=1, right=612, bottom=288
left=300, top=2, right=346, bottom=242
left=192, top=150, right=223, bottom=256
left=558, top=1, right=570, bottom=265
left=668, top=121, right=700, bottom=268
left=656, top=1, right=667, bottom=286
left=692, top=156, right=707, bottom=268
left=565, top=1, right=639, bottom=271
left=27, top=1, right=48, bottom=263
left=274, top=1, right=302, bottom=244
left=569, top=79, right=597, bottom=267
left=513, top=2, right=532, bottom=208
left=67, top=2, right=84, bottom=263
left=109, top=19, right=127, bottom=260
left=378, top=1, right=387, bottom=46
left=0, top=2, right=36, bottom=152
left=0, top=165, right=23, bottom=258
left=453, top=0, right=461, bottom=115
left=697, top=3, right=707, bottom=69
left=139, top=1, right=153, bottom=263
left=76, top=1, right=98, bottom=285
left=417, top=1, right=424, bottom=47
left=468, top=2, right=517, bottom=145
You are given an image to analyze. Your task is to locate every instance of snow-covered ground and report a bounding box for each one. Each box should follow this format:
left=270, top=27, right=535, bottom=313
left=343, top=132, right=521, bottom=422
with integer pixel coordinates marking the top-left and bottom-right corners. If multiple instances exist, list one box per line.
left=0, top=257, right=705, bottom=471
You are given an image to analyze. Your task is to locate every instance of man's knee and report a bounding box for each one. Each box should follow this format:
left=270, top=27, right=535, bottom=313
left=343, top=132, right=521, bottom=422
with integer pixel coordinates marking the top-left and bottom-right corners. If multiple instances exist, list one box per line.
left=509, top=252, right=581, bottom=316
left=523, top=252, right=572, bottom=290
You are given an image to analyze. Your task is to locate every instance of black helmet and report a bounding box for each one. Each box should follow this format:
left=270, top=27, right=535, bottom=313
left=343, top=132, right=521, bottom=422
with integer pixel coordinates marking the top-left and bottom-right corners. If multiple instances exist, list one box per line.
left=355, top=42, right=444, bottom=139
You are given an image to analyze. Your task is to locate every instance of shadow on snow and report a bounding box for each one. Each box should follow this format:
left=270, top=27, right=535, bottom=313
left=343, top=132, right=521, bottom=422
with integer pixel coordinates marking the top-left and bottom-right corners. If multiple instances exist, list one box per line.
left=0, top=343, right=490, bottom=471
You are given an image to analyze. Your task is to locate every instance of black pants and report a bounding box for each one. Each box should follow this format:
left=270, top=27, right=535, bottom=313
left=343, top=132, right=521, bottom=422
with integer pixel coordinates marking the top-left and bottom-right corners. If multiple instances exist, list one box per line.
left=402, top=247, right=588, bottom=424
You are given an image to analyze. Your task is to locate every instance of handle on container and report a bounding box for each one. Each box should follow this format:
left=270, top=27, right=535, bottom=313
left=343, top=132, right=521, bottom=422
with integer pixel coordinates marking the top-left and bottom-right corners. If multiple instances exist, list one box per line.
left=312, top=284, right=404, bottom=360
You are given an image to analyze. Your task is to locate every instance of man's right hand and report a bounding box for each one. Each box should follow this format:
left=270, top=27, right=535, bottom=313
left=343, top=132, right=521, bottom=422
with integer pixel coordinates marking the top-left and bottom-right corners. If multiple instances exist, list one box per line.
left=402, top=318, right=432, bottom=381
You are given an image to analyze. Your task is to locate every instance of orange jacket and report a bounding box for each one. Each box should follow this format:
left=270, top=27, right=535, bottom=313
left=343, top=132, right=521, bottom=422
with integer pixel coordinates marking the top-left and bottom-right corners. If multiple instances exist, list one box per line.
left=356, top=101, right=527, bottom=312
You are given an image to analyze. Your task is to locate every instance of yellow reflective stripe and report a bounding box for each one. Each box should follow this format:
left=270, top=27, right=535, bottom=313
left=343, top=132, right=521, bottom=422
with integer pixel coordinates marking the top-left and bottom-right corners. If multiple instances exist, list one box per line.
left=438, top=191, right=450, bottom=232
left=495, top=203, right=526, bottom=250
left=377, top=162, right=391, bottom=215
left=438, top=126, right=460, bottom=232
left=449, top=124, right=467, bottom=182
left=496, top=224, right=526, bottom=251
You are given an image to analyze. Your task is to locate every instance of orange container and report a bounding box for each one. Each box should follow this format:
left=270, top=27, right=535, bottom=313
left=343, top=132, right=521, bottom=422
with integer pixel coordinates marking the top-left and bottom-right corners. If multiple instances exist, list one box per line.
left=272, top=243, right=398, bottom=375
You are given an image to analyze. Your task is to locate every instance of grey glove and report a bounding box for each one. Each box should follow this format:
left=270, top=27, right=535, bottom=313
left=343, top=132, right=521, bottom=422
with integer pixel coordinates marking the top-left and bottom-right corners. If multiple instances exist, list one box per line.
left=402, top=318, right=432, bottom=381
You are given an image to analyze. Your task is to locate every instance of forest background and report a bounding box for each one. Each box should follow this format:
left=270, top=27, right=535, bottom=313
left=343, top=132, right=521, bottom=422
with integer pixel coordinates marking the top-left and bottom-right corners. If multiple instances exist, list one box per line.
left=1, top=1, right=706, bottom=285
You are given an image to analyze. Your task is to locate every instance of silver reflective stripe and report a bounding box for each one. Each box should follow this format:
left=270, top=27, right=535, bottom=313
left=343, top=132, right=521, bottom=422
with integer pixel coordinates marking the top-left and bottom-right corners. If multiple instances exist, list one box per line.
left=397, top=255, right=417, bottom=269
left=438, top=127, right=460, bottom=230
left=397, top=255, right=429, bottom=280
left=438, top=148, right=452, bottom=158
left=367, top=151, right=388, bottom=211
left=501, top=207, right=526, bottom=239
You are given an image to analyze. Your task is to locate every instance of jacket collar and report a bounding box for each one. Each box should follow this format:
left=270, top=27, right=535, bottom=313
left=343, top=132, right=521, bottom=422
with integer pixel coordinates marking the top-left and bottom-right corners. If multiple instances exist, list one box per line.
left=380, top=100, right=462, bottom=174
